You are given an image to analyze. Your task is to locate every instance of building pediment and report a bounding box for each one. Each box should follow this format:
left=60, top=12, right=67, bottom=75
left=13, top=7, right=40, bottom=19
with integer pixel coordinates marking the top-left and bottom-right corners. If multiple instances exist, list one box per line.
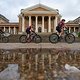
left=0, top=14, right=9, bottom=23
left=29, top=7, right=49, bottom=11
left=21, top=4, right=59, bottom=14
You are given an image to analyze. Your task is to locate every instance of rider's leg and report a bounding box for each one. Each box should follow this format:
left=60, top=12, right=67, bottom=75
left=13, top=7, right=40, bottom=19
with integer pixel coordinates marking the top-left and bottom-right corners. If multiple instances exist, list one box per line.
left=59, top=28, right=64, bottom=37
left=27, top=31, right=31, bottom=39
left=27, top=34, right=29, bottom=39
left=57, top=31, right=60, bottom=35
left=56, top=28, right=61, bottom=36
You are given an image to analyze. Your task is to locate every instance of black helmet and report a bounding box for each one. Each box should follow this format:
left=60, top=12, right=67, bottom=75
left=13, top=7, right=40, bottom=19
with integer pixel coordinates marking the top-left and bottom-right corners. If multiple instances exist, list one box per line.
left=62, top=19, right=65, bottom=21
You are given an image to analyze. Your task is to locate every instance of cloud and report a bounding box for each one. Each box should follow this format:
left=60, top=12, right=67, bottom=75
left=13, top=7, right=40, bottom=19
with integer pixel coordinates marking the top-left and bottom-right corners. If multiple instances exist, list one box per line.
left=0, top=0, right=39, bottom=22
left=41, top=0, right=80, bottom=21
left=0, top=0, right=80, bottom=22
left=56, top=0, right=80, bottom=21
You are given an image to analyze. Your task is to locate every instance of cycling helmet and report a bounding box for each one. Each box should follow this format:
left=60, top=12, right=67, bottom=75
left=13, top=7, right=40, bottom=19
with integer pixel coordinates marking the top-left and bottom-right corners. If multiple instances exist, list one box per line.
left=62, top=19, right=65, bottom=21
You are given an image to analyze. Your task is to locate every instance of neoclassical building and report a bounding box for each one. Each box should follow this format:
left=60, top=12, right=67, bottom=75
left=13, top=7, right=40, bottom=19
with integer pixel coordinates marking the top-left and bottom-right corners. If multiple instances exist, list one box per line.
left=0, top=4, right=80, bottom=34
left=0, top=14, right=19, bottom=34
left=18, top=4, right=61, bottom=33
left=66, top=17, right=80, bottom=33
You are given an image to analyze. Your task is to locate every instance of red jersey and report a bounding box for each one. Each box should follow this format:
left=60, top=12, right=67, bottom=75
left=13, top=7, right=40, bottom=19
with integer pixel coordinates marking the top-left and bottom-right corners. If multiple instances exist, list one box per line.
left=58, top=21, right=65, bottom=28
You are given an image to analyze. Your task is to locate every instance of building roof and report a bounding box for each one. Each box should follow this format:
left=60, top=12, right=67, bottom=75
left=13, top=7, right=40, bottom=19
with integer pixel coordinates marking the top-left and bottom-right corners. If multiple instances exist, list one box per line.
left=0, top=14, right=9, bottom=22
left=67, top=17, right=80, bottom=24
left=0, top=22, right=19, bottom=27
left=67, top=20, right=75, bottom=24
left=73, top=17, right=80, bottom=24
left=22, top=3, right=58, bottom=11
left=20, top=3, right=59, bottom=15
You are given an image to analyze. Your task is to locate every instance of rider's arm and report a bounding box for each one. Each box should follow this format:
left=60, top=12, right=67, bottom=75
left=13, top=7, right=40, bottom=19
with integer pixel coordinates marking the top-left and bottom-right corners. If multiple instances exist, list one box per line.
left=30, top=27, right=34, bottom=32
left=64, top=24, right=68, bottom=29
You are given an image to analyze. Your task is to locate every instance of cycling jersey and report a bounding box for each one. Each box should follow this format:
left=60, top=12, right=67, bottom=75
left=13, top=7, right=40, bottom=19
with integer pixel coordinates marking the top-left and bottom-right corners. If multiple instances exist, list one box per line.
left=56, top=21, right=65, bottom=33
left=26, top=27, right=31, bottom=34
left=58, top=21, right=65, bottom=28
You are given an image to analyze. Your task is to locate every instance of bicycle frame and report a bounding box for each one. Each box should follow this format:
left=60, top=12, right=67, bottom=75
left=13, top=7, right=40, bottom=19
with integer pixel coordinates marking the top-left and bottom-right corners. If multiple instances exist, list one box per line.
left=64, top=29, right=69, bottom=35
left=29, top=31, right=37, bottom=41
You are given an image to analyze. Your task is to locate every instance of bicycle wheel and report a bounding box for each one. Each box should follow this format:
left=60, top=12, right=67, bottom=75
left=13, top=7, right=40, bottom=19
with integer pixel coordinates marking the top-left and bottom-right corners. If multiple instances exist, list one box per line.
left=2, top=37, right=9, bottom=43
left=19, top=35, right=27, bottom=43
left=34, top=35, right=42, bottom=43
left=49, top=33, right=59, bottom=43
left=65, top=33, right=75, bottom=43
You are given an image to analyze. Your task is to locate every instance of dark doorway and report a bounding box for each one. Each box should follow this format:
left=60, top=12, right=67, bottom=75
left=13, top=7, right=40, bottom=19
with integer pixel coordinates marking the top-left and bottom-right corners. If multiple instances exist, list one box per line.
left=38, top=27, right=41, bottom=33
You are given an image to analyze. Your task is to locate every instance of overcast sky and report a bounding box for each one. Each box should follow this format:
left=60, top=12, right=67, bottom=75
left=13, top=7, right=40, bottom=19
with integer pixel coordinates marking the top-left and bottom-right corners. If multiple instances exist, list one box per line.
left=0, top=0, right=80, bottom=22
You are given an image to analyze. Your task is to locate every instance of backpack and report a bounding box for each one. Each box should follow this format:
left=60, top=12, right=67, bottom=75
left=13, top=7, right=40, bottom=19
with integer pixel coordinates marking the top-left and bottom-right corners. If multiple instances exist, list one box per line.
left=56, top=25, right=60, bottom=30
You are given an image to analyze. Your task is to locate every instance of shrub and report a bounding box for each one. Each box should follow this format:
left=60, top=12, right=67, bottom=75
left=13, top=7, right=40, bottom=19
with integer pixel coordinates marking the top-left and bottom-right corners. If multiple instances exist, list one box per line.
left=77, top=32, right=80, bottom=37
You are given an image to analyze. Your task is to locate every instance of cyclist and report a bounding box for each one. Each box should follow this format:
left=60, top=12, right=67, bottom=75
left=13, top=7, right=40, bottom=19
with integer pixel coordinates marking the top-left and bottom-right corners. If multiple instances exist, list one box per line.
left=56, top=19, right=68, bottom=37
left=26, top=25, right=34, bottom=39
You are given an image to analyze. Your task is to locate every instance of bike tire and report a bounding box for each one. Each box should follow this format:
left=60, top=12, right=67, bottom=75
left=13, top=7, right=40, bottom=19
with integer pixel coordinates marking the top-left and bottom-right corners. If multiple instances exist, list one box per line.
left=65, top=33, right=75, bottom=43
left=2, top=37, right=9, bottom=43
left=49, top=33, right=59, bottom=43
left=34, top=35, right=42, bottom=43
left=19, top=35, right=27, bottom=43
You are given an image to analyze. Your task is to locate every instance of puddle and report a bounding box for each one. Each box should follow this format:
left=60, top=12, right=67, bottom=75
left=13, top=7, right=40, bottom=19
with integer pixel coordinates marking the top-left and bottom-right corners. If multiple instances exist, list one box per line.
left=0, top=48, right=80, bottom=80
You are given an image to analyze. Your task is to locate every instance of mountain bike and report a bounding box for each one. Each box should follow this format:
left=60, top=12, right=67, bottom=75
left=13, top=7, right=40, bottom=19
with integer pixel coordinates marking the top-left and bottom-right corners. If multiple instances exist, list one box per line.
left=49, top=29, right=75, bottom=43
left=19, top=31, right=42, bottom=43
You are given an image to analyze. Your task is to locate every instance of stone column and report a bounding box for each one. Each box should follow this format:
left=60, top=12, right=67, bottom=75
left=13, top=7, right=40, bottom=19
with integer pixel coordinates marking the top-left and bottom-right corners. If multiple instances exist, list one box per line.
left=29, top=16, right=31, bottom=26
left=42, top=16, right=44, bottom=32
left=35, top=54, right=38, bottom=71
left=54, top=16, right=57, bottom=32
left=9, top=27, right=10, bottom=33
left=35, top=16, right=38, bottom=32
left=29, top=56, right=31, bottom=71
left=69, top=27, right=71, bottom=33
left=14, top=27, right=16, bottom=34
left=22, top=16, right=25, bottom=32
left=21, top=54, right=26, bottom=80
left=48, top=54, right=51, bottom=69
left=13, top=53, right=16, bottom=61
left=4, top=27, right=5, bottom=32
left=48, top=16, right=51, bottom=32
left=3, top=55, right=5, bottom=62
left=8, top=54, right=11, bottom=60
left=74, top=27, right=76, bottom=32
left=42, top=54, right=45, bottom=69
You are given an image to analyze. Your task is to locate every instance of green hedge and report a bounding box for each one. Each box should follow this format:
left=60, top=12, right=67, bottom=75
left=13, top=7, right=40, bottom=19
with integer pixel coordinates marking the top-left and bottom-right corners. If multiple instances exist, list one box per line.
left=77, top=32, right=80, bottom=37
